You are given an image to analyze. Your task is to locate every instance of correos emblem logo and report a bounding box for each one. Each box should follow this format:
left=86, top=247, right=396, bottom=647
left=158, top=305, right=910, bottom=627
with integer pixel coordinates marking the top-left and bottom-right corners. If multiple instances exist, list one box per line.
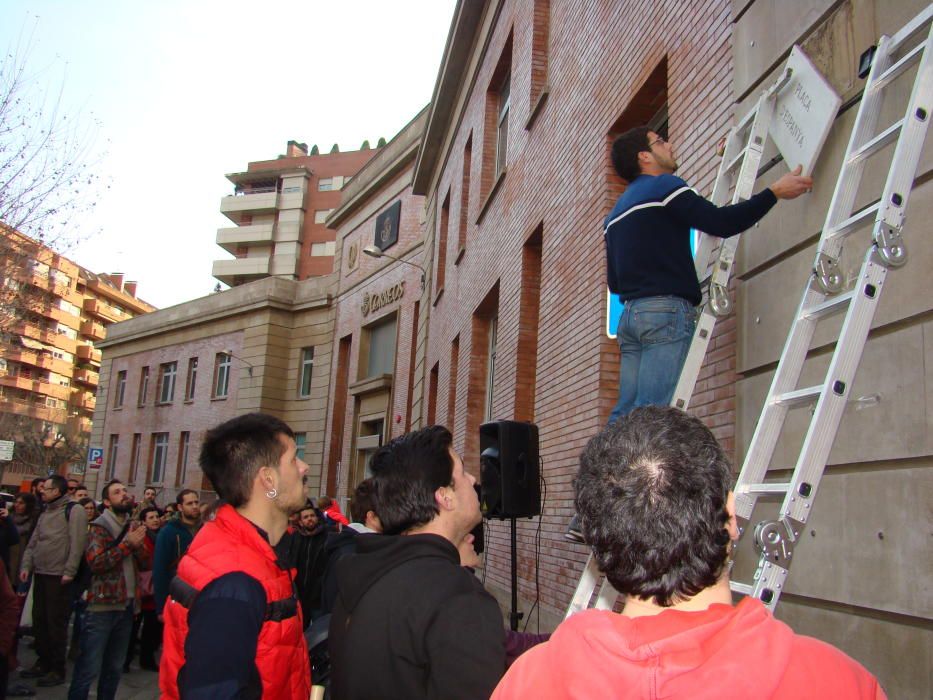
left=361, top=282, right=405, bottom=316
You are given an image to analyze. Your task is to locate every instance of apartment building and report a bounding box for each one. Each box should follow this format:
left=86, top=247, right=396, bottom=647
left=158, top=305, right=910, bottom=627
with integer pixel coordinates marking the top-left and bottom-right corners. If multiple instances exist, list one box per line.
left=0, top=227, right=154, bottom=484
left=213, top=141, right=376, bottom=286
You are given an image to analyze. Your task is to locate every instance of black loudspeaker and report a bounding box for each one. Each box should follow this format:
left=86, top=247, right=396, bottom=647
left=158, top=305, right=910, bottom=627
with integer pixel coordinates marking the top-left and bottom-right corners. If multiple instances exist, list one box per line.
left=480, top=420, right=541, bottom=519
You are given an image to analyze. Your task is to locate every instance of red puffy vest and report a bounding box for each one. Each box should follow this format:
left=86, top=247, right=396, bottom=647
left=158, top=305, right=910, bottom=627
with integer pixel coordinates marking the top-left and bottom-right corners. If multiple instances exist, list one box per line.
left=159, top=505, right=311, bottom=699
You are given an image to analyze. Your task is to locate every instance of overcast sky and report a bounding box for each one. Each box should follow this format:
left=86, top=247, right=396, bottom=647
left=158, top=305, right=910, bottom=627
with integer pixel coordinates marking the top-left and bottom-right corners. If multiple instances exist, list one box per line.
left=0, top=0, right=457, bottom=309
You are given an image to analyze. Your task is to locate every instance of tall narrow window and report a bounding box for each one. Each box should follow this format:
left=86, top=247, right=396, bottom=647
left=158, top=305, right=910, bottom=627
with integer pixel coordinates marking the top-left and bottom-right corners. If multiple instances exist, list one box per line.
left=158, top=362, right=177, bottom=404
left=447, top=336, right=459, bottom=429
left=106, top=434, right=119, bottom=479
left=138, top=367, right=150, bottom=405
left=435, top=190, right=450, bottom=299
left=213, top=353, right=231, bottom=398
left=150, top=433, right=169, bottom=484
left=515, top=226, right=543, bottom=421
left=129, top=433, right=142, bottom=484
left=457, top=134, right=472, bottom=259
left=481, top=33, right=513, bottom=206
left=405, top=301, right=420, bottom=432
left=295, top=433, right=307, bottom=462
left=428, top=362, right=439, bottom=426
left=484, top=316, right=498, bottom=421
left=326, top=335, right=352, bottom=496
left=467, top=282, right=500, bottom=467
left=176, top=431, right=190, bottom=487
left=365, top=317, right=397, bottom=378
left=529, top=0, right=551, bottom=113
left=113, top=371, right=126, bottom=408
left=299, top=347, right=315, bottom=398
left=184, top=357, right=198, bottom=401
left=495, top=73, right=510, bottom=178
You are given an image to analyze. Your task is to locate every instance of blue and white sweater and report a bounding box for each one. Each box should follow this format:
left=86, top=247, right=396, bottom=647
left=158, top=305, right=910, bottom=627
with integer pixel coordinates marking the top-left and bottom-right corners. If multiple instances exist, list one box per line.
left=604, top=174, right=777, bottom=305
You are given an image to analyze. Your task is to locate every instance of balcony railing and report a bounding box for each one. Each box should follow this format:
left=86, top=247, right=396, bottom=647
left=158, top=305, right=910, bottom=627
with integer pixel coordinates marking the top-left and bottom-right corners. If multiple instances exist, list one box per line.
left=12, top=322, right=78, bottom=354
left=83, top=298, right=123, bottom=323
left=3, top=350, right=73, bottom=377
left=76, top=344, right=102, bottom=364
left=0, top=397, right=67, bottom=423
left=73, top=368, right=99, bottom=387
left=80, top=320, right=106, bottom=341
left=70, top=392, right=96, bottom=411
left=0, top=374, right=71, bottom=401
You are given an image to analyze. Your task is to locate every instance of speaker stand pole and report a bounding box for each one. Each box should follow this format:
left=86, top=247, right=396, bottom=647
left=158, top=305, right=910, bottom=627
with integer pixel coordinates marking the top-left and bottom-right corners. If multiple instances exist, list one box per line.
left=509, top=517, right=523, bottom=631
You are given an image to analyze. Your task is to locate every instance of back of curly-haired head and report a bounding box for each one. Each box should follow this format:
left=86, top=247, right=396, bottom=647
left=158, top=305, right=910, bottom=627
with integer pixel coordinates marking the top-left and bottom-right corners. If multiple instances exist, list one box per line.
left=369, top=425, right=453, bottom=535
left=575, top=405, right=733, bottom=606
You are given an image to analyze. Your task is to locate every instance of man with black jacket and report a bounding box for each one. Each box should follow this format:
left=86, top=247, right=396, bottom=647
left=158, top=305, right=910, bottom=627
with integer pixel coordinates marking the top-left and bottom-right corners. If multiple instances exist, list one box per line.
left=319, top=478, right=381, bottom=615
left=329, top=425, right=505, bottom=700
left=275, top=502, right=328, bottom=627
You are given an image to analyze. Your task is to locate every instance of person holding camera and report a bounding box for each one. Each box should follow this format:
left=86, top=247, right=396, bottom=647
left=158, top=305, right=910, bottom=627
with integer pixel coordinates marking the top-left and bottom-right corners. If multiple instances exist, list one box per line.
left=67, top=479, right=150, bottom=700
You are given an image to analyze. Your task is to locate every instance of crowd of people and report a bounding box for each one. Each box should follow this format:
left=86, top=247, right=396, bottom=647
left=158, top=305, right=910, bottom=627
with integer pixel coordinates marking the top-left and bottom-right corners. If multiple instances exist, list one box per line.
left=0, top=474, right=211, bottom=698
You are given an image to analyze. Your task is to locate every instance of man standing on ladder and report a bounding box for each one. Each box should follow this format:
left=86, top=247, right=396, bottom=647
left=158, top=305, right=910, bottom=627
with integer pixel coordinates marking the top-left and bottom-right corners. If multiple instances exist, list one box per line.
left=604, top=126, right=813, bottom=423
left=565, top=127, right=813, bottom=543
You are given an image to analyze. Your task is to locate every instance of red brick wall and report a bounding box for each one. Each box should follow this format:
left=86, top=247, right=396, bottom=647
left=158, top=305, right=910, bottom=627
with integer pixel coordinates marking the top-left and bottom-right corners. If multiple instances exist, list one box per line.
left=419, top=0, right=736, bottom=615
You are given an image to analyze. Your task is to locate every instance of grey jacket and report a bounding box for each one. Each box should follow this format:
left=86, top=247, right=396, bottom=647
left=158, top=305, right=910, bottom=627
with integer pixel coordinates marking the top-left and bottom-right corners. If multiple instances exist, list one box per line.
left=20, top=495, right=88, bottom=578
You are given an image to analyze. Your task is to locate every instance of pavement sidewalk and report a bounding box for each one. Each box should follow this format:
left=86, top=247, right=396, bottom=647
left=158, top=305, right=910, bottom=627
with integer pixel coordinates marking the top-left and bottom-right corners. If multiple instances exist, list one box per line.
left=10, top=633, right=160, bottom=700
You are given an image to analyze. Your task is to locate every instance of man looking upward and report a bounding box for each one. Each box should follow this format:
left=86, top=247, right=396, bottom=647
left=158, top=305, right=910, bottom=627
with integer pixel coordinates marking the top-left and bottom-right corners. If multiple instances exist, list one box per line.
left=153, top=489, right=201, bottom=621
left=604, top=127, right=812, bottom=423
left=159, top=413, right=311, bottom=700
left=329, top=426, right=505, bottom=700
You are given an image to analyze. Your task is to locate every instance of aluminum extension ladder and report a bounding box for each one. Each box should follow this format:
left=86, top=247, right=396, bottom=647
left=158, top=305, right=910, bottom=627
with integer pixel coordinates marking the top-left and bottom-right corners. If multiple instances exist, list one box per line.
left=731, top=5, right=933, bottom=612
left=565, top=63, right=797, bottom=619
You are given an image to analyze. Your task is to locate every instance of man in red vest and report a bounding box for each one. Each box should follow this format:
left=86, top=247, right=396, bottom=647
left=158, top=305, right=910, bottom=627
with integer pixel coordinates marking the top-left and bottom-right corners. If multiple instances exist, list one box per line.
left=159, top=413, right=311, bottom=699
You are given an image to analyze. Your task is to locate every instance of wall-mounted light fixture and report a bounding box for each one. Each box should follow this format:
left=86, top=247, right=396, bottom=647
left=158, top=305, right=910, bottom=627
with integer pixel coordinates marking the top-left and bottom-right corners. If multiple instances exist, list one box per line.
left=224, top=349, right=255, bottom=377
left=362, top=245, right=426, bottom=290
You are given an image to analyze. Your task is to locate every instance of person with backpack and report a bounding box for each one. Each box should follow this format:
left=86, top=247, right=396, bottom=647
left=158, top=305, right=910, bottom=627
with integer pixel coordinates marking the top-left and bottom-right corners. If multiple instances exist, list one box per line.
left=17, top=474, right=88, bottom=688
left=67, top=479, right=150, bottom=700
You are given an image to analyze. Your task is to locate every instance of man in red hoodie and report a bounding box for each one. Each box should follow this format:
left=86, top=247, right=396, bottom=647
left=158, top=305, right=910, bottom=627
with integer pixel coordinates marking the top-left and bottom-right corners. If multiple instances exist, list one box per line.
left=493, top=405, right=885, bottom=700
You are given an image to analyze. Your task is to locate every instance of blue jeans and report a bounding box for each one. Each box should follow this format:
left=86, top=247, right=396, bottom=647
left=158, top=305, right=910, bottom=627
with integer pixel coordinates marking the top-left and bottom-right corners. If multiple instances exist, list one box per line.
left=609, top=295, right=697, bottom=424
left=67, top=605, right=134, bottom=700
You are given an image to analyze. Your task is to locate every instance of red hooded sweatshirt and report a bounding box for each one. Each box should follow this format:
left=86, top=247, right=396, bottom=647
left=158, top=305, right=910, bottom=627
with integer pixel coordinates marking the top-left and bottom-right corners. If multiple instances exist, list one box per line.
left=492, top=597, right=884, bottom=699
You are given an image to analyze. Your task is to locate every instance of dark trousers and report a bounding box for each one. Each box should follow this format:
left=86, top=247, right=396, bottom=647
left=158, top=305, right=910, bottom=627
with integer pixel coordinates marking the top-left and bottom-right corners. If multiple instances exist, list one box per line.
left=138, top=610, right=162, bottom=666
left=33, top=574, right=72, bottom=675
left=67, top=605, right=134, bottom=700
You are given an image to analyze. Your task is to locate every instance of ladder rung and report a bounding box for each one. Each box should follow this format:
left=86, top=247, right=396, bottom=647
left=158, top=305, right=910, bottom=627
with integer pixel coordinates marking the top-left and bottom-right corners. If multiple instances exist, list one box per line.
left=736, top=482, right=792, bottom=495
left=730, top=581, right=754, bottom=596
left=847, top=119, right=904, bottom=165
left=872, top=42, right=925, bottom=92
left=736, top=107, right=757, bottom=130
left=800, top=290, right=855, bottom=321
left=772, top=385, right=821, bottom=408
left=826, top=202, right=881, bottom=239
left=725, top=148, right=748, bottom=173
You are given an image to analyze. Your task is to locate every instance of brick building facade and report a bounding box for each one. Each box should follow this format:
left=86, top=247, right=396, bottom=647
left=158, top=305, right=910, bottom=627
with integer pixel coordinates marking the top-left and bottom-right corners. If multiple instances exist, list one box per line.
left=411, top=0, right=738, bottom=630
